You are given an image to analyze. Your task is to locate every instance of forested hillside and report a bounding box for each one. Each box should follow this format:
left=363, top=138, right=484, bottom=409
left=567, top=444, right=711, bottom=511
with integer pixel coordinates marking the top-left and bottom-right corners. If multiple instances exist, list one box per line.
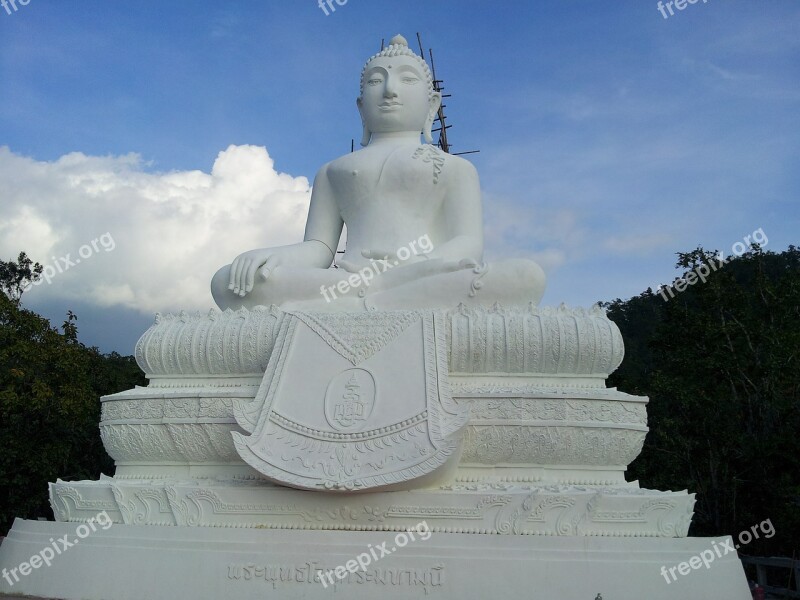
left=604, top=246, right=800, bottom=556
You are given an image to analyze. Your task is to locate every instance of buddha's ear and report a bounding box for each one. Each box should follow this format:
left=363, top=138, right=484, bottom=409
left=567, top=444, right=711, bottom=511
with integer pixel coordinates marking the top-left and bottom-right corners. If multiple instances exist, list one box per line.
left=357, top=97, right=371, bottom=147
left=423, top=91, right=442, bottom=144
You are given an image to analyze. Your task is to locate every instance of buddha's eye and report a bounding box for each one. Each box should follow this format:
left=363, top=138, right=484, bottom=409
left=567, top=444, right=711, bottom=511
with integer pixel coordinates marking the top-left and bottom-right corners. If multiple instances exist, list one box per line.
left=367, top=77, right=383, bottom=85
left=402, top=76, right=419, bottom=84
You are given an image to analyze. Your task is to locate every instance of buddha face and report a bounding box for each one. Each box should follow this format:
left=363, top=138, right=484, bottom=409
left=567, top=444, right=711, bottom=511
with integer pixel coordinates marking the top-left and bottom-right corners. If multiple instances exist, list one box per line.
left=357, top=54, right=441, bottom=141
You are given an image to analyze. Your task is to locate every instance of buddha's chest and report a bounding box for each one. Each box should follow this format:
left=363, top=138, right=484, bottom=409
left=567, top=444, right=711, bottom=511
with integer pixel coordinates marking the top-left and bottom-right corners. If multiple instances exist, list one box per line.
left=328, top=146, right=447, bottom=219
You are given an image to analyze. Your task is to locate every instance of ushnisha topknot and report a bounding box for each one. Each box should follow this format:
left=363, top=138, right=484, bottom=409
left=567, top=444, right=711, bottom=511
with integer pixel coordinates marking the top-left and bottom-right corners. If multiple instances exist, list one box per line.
left=359, top=33, right=435, bottom=100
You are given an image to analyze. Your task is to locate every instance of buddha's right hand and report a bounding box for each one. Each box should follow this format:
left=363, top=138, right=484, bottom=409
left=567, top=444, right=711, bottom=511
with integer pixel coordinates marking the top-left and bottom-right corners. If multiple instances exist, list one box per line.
left=228, top=249, right=282, bottom=297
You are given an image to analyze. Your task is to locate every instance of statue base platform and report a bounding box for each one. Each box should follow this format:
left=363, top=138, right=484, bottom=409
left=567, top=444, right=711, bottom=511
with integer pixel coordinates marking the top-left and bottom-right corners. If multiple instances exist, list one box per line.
left=48, top=478, right=695, bottom=537
left=0, top=305, right=751, bottom=598
left=0, top=519, right=751, bottom=599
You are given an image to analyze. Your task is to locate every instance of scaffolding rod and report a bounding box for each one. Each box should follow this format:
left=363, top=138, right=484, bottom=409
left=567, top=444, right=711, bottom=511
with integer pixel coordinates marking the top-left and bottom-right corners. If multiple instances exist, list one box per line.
left=416, top=32, right=479, bottom=156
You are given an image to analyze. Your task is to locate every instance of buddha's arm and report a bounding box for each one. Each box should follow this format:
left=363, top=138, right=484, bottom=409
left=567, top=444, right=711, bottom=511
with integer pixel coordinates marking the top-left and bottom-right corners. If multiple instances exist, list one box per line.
left=227, top=165, right=343, bottom=297
left=303, top=164, right=344, bottom=263
left=428, top=159, right=484, bottom=264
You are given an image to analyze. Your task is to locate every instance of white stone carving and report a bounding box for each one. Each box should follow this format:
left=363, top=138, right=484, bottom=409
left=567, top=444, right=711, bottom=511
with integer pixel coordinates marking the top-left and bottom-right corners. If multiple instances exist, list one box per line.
left=99, top=376, right=648, bottom=484
left=0, top=519, right=753, bottom=600
left=135, top=304, right=624, bottom=379
left=48, top=478, right=694, bottom=538
left=135, top=306, right=283, bottom=376
left=209, top=35, right=547, bottom=314
left=232, top=310, right=468, bottom=491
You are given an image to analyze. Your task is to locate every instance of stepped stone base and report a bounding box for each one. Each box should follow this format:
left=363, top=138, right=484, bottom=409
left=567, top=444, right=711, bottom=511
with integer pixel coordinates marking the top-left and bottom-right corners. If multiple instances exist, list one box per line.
left=2, top=305, right=747, bottom=598
left=0, top=520, right=751, bottom=599
left=97, top=380, right=650, bottom=486
left=48, top=478, right=694, bottom=537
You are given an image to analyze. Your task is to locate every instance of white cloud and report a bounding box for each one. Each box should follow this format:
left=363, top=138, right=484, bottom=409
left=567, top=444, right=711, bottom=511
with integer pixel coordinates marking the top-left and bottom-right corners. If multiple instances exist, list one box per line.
left=0, top=205, right=59, bottom=260
left=0, top=145, right=311, bottom=313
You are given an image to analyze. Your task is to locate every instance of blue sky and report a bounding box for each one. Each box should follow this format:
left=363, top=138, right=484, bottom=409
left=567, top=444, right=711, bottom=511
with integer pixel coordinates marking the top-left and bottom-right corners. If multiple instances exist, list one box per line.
left=1, top=0, right=798, bottom=353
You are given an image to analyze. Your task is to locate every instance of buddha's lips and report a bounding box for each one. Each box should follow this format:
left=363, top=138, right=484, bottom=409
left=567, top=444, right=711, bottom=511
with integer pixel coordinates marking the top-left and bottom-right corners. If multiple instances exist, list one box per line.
left=379, top=101, right=402, bottom=108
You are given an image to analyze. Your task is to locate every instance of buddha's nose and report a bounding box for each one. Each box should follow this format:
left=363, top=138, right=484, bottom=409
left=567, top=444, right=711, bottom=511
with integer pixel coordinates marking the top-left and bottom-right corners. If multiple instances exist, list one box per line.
left=383, top=75, right=399, bottom=98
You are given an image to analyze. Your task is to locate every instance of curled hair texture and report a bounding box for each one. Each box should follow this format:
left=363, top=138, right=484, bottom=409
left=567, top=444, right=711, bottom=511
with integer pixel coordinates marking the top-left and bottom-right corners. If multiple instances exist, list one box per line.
left=359, top=34, right=435, bottom=100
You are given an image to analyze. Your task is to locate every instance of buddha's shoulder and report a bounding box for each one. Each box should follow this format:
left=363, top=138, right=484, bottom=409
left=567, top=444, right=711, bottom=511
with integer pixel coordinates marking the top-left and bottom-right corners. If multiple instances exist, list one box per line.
left=412, top=145, right=478, bottom=184
left=412, top=144, right=476, bottom=170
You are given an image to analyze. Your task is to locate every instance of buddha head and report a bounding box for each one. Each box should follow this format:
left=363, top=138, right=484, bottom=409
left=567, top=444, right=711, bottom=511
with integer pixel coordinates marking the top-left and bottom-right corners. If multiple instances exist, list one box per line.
left=357, top=34, right=442, bottom=146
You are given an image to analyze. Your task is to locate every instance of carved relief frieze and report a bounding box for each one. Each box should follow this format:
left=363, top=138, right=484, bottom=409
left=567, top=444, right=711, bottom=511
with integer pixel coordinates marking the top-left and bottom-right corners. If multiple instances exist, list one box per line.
left=232, top=310, right=468, bottom=491
left=461, top=425, right=647, bottom=466
left=133, top=304, right=625, bottom=378
left=49, top=479, right=696, bottom=538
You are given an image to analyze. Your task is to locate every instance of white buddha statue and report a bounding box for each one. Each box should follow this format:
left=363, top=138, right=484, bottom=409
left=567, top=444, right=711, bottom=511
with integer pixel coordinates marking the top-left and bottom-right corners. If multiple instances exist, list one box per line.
left=211, top=34, right=546, bottom=312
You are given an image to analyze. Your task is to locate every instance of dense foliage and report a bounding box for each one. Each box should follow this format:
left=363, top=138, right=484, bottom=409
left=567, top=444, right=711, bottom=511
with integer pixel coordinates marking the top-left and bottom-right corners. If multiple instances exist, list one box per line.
left=604, top=246, right=800, bottom=557
left=0, top=253, right=145, bottom=534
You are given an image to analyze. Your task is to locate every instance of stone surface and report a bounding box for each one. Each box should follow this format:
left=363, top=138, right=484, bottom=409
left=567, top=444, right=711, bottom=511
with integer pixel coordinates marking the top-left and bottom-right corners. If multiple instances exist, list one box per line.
left=0, top=520, right=751, bottom=600
left=232, top=309, right=467, bottom=491
left=135, top=303, right=625, bottom=379
left=54, top=300, right=676, bottom=536
left=49, top=479, right=694, bottom=536
left=102, top=304, right=638, bottom=490
left=96, top=378, right=648, bottom=485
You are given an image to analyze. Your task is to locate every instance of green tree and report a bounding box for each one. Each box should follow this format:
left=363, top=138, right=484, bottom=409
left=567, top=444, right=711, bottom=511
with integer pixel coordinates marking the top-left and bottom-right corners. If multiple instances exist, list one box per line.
left=605, top=246, right=800, bottom=556
left=0, top=252, right=145, bottom=533
left=0, top=252, right=42, bottom=304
